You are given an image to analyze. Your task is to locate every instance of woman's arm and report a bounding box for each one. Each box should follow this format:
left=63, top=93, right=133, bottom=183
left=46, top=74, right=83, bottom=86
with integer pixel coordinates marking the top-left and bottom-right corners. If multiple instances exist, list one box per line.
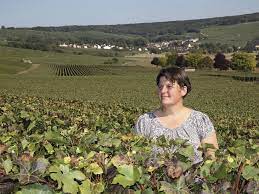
left=201, top=132, right=219, bottom=159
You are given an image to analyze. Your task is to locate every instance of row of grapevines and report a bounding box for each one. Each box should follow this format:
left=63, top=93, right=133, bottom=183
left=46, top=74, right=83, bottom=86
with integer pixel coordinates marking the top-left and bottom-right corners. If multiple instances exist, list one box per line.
left=48, top=64, right=118, bottom=76
left=0, top=95, right=258, bottom=193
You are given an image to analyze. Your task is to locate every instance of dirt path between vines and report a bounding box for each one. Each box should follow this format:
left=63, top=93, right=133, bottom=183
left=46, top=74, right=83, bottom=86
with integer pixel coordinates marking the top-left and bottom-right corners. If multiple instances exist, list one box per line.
left=17, top=64, right=40, bottom=75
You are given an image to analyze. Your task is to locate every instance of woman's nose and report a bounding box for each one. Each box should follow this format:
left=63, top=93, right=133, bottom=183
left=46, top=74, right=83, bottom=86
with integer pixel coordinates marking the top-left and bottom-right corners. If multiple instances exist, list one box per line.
left=160, top=86, right=167, bottom=93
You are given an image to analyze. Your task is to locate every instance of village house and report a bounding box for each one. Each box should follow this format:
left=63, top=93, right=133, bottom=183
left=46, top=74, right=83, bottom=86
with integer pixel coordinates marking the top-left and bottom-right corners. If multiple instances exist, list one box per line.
left=59, top=43, right=68, bottom=47
left=94, top=44, right=101, bottom=49
left=58, top=37, right=199, bottom=52
left=103, top=45, right=112, bottom=50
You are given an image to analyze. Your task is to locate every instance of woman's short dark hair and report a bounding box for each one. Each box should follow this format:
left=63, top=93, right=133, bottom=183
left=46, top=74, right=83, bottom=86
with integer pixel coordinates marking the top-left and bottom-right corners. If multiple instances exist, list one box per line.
left=156, top=67, right=191, bottom=97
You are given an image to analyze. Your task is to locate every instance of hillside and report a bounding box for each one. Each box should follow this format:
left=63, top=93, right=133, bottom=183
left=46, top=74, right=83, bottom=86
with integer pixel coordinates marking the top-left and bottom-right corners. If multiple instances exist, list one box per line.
left=30, top=12, right=259, bottom=40
left=201, top=21, right=259, bottom=47
left=1, top=12, right=259, bottom=50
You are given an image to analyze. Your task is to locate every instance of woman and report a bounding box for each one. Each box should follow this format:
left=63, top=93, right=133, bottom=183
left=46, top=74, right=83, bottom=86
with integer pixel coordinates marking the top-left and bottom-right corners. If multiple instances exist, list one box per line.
left=135, top=67, right=218, bottom=164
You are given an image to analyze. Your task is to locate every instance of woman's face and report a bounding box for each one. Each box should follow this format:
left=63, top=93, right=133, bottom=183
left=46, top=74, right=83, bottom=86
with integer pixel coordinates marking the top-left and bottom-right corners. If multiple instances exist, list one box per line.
left=157, top=76, right=187, bottom=107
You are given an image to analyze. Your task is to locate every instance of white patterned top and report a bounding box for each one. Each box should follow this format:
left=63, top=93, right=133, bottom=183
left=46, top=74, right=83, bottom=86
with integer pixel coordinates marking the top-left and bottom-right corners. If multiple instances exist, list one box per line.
left=134, top=110, right=215, bottom=164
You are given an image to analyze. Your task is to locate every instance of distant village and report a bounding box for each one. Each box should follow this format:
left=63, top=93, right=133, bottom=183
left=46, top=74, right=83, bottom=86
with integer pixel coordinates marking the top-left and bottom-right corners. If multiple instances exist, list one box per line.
left=58, top=38, right=200, bottom=52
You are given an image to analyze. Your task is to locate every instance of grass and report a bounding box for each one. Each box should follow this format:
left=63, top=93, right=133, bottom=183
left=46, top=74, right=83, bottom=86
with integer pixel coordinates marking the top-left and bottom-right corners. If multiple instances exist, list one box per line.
left=200, top=21, right=259, bottom=47
left=0, top=46, right=258, bottom=120
left=0, top=47, right=32, bottom=74
left=0, top=46, right=258, bottom=152
left=0, top=46, right=131, bottom=75
left=0, top=59, right=258, bottom=194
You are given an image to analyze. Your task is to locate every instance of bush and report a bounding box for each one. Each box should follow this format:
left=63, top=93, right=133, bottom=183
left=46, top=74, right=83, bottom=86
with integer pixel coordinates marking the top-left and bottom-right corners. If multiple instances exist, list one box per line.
left=151, top=57, right=160, bottom=67
left=112, top=57, right=119, bottom=63
left=256, top=53, right=259, bottom=67
left=199, top=56, right=214, bottom=69
left=214, top=53, right=230, bottom=70
left=186, top=53, right=203, bottom=68
left=159, top=57, right=167, bottom=67
left=104, top=58, right=119, bottom=64
left=166, top=52, right=178, bottom=66
left=231, top=52, right=256, bottom=71
left=175, top=55, right=187, bottom=68
left=149, top=48, right=161, bottom=54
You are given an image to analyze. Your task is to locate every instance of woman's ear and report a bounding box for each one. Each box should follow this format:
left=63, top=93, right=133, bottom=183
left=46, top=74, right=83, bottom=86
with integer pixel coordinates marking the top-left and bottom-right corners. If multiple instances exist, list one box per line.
left=181, top=86, right=187, bottom=97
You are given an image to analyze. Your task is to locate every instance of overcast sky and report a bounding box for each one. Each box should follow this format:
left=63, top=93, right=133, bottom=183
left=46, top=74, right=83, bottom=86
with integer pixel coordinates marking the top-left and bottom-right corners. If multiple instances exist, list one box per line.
left=1, top=0, right=259, bottom=27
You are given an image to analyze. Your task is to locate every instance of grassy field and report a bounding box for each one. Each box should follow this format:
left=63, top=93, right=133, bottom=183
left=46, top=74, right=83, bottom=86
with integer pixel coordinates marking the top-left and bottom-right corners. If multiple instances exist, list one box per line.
left=0, top=46, right=132, bottom=75
left=201, top=21, right=259, bottom=47
left=0, top=47, right=33, bottom=74
left=0, top=47, right=258, bottom=119
left=0, top=46, right=258, bottom=124
left=0, top=46, right=258, bottom=193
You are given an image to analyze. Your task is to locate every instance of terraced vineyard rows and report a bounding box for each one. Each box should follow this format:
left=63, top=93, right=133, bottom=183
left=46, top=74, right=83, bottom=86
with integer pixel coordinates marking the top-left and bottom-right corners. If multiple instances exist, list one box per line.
left=0, top=95, right=258, bottom=193
left=49, top=64, right=106, bottom=76
left=48, top=64, right=140, bottom=76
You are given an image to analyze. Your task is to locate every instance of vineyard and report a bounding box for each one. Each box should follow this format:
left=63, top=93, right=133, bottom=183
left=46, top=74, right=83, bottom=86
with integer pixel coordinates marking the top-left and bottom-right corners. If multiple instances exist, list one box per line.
left=48, top=64, right=115, bottom=76
left=48, top=64, right=153, bottom=76
left=0, top=93, right=258, bottom=193
left=0, top=46, right=259, bottom=193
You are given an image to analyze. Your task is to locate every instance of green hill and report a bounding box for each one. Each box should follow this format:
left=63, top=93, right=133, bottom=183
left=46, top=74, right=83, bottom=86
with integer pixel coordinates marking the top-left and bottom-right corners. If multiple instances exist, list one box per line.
left=1, top=12, right=259, bottom=50
left=0, top=47, right=33, bottom=74
left=30, top=12, right=259, bottom=38
left=201, top=21, right=259, bottom=47
left=0, top=46, right=130, bottom=75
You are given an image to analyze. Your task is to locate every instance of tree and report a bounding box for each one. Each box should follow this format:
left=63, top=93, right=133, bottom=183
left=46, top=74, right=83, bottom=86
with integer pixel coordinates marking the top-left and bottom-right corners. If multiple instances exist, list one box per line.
left=243, top=39, right=259, bottom=52
left=159, top=57, right=167, bottom=67
left=199, top=56, right=214, bottom=69
left=166, top=52, right=178, bottom=66
left=112, top=57, right=119, bottom=64
left=1, top=25, right=5, bottom=29
left=200, top=43, right=218, bottom=54
left=133, top=38, right=148, bottom=47
left=149, top=48, right=161, bottom=54
left=256, top=53, right=259, bottom=67
left=231, top=52, right=256, bottom=71
left=175, top=55, right=187, bottom=68
left=151, top=57, right=160, bottom=67
left=186, top=53, right=203, bottom=68
left=214, top=53, right=230, bottom=70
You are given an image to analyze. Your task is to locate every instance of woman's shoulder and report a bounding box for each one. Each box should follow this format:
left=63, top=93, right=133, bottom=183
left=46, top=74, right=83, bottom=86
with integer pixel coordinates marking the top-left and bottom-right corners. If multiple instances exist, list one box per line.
left=190, top=110, right=215, bottom=139
left=137, top=111, right=156, bottom=121
left=190, top=110, right=211, bottom=121
left=134, top=111, right=156, bottom=137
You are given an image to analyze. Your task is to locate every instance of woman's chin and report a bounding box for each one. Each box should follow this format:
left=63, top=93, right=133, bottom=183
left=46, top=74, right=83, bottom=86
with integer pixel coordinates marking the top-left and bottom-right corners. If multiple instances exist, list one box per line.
left=160, top=100, right=173, bottom=106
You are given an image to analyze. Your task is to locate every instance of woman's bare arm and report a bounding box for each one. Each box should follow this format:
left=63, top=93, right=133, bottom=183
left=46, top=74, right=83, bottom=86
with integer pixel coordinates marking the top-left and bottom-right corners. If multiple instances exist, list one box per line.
left=201, top=132, right=219, bottom=159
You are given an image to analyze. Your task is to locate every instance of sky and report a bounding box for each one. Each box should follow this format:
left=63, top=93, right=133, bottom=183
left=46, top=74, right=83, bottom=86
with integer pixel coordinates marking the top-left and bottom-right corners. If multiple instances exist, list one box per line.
left=1, top=0, right=259, bottom=27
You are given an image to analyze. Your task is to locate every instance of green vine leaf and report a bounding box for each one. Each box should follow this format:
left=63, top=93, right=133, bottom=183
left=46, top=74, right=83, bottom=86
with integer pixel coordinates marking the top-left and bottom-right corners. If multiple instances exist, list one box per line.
left=43, top=141, right=54, bottom=154
left=88, top=162, right=103, bottom=175
left=49, top=165, right=86, bottom=193
left=242, top=165, right=259, bottom=181
left=16, top=183, right=54, bottom=194
left=3, top=158, right=13, bottom=174
left=112, top=164, right=140, bottom=188
left=79, top=179, right=92, bottom=194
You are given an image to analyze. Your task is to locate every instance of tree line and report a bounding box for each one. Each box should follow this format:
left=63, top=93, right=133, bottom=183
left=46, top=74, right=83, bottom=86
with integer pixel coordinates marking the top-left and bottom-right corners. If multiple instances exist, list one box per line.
left=2, top=12, right=259, bottom=45
left=1, top=12, right=259, bottom=53
left=0, top=29, right=148, bottom=52
left=29, top=13, right=259, bottom=42
left=151, top=52, right=258, bottom=72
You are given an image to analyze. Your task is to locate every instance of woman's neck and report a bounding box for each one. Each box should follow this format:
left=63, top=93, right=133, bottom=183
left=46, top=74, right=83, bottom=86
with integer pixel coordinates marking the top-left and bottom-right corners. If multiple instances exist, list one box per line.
left=160, top=103, right=186, bottom=117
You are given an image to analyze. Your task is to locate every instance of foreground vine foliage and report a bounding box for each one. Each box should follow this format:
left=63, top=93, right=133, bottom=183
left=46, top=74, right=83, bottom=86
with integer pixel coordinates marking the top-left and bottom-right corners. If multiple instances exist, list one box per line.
left=0, top=95, right=258, bottom=193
